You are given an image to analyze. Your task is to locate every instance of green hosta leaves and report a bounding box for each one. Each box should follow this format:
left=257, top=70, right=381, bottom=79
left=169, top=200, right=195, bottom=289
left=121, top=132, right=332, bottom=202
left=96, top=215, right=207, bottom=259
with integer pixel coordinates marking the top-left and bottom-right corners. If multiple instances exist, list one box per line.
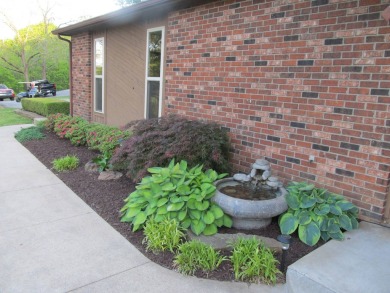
left=120, top=159, right=230, bottom=235
left=298, top=222, right=321, bottom=246
left=286, top=193, right=300, bottom=210
left=279, top=182, right=359, bottom=246
left=203, top=211, right=215, bottom=225
left=279, top=213, right=299, bottom=234
left=191, top=219, right=206, bottom=236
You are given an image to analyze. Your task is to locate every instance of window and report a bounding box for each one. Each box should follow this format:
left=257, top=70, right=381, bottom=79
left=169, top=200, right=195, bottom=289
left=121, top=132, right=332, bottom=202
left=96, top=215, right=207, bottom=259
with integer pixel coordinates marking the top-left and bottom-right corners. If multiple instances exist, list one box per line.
left=94, top=38, right=104, bottom=113
left=145, top=27, right=164, bottom=119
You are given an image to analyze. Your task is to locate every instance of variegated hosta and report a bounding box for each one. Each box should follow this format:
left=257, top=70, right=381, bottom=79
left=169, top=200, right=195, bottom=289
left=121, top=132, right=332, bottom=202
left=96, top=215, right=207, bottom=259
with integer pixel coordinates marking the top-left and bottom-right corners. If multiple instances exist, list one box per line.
left=279, top=182, right=359, bottom=246
left=121, top=159, right=232, bottom=236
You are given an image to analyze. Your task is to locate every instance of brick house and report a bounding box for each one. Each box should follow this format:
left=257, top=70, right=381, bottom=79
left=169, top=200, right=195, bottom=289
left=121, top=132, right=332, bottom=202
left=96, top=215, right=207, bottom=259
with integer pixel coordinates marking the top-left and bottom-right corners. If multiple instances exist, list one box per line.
left=53, top=0, right=390, bottom=225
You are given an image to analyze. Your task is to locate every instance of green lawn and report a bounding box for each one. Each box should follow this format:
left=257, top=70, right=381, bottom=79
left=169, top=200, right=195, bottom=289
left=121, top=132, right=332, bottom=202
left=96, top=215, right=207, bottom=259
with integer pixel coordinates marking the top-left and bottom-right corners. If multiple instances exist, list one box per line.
left=0, top=107, right=32, bottom=126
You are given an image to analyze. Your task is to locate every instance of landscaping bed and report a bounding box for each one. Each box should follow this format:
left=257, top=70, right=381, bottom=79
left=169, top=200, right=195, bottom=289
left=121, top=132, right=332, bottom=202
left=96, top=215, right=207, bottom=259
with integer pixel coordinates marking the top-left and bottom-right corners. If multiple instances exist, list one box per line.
left=21, top=130, right=324, bottom=283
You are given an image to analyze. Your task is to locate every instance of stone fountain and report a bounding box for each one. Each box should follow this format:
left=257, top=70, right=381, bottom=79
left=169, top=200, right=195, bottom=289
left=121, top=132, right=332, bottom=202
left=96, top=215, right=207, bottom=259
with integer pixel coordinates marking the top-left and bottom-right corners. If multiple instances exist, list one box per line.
left=212, top=159, right=288, bottom=229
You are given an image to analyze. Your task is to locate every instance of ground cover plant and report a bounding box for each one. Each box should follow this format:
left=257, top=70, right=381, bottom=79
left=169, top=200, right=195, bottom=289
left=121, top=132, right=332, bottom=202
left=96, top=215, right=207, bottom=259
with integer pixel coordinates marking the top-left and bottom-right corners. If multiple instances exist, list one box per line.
left=120, top=159, right=232, bottom=236
left=14, top=126, right=45, bottom=142
left=0, top=107, right=32, bottom=126
left=52, top=155, right=79, bottom=172
left=230, top=237, right=281, bottom=285
left=111, top=115, right=230, bottom=182
left=279, top=182, right=359, bottom=246
left=143, top=218, right=185, bottom=253
left=174, top=240, right=227, bottom=276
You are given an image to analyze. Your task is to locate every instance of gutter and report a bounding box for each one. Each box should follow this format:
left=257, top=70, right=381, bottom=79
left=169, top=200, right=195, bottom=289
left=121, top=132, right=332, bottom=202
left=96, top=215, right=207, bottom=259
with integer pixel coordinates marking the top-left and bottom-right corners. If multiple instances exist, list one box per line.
left=57, top=34, right=73, bottom=116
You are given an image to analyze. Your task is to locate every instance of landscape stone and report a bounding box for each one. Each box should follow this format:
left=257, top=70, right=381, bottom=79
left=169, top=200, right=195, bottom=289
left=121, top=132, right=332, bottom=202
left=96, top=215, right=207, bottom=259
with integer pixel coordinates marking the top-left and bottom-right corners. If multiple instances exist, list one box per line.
left=85, top=161, right=99, bottom=173
left=187, top=231, right=282, bottom=253
left=98, top=171, right=123, bottom=180
left=233, top=173, right=250, bottom=182
left=268, top=176, right=278, bottom=182
left=252, top=163, right=270, bottom=171
left=262, top=170, right=271, bottom=180
left=250, top=168, right=257, bottom=177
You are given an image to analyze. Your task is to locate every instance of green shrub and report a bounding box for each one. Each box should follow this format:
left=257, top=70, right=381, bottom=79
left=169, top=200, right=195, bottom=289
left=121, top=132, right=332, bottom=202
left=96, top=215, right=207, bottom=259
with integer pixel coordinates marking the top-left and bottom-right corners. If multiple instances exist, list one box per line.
left=14, top=126, right=45, bottom=142
left=142, top=218, right=185, bottom=253
left=85, top=123, right=130, bottom=155
left=21, top=98, right=69, bottom=116
left=111, top=115, right=230, bottom=182
left=46, top=114, right=130, bottom=155
left=174, top=240, right=226, bottom=275
left=120, top=159, right=232, bottom=235
left=279, top=182, right=359, bottom=246
left=230, top=237, right=281, bottom=285
left=52, top=155, right=79, bottom=172
left=44, top=113, right=67, bottom=131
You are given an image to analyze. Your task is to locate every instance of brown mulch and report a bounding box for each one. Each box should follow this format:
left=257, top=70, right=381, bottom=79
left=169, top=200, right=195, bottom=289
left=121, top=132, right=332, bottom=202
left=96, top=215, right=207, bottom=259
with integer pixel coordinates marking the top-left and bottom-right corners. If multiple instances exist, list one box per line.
left=21, top=130, right=324, bottom=283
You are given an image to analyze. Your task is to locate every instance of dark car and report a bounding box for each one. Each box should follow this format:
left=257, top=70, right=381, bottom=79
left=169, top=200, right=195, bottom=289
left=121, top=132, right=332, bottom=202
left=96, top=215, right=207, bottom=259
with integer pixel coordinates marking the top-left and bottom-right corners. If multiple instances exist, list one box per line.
left=0, top=84, right=15, bottom=101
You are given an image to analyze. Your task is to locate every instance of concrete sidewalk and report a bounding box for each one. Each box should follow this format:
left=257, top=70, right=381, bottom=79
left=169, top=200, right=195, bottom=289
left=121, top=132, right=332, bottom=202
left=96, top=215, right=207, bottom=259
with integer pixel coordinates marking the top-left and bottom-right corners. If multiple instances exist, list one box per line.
left=0, top=124, right=284, bottom=293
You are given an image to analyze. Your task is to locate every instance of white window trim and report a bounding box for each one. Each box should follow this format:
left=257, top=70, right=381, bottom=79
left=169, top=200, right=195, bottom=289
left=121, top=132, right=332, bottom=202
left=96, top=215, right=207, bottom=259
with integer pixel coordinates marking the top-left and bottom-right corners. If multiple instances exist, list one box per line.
left=94, top=37, right=104, bottom=113
left=144, top=26, right=165, bottom=119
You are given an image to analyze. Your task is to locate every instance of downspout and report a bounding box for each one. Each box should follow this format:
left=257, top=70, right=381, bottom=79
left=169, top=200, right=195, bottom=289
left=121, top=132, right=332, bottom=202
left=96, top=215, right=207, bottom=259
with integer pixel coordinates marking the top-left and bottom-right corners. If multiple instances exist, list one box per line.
left=57, top=34, right=73, bottom=116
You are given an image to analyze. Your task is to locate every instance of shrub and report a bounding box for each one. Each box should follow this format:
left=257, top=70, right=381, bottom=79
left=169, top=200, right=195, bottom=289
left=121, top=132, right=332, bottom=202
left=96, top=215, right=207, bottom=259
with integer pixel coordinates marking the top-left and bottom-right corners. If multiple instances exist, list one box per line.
left=45, top=114, right=130, bottom=155
left=174, top=240, right=226, bottom=275
left=52, top=155, right=79, bottom=172
left=120, top=159, right=232, bottom=235
left=279, top=182, right=359, bottom=246
left=111, top=115, right=230, bottom=182
left=85, top=124, right=130, bottom=155
left=44, top=113, right=67, bottom=131
left=14, top=126, right=45, bottom=142
left=142, top=218, right=185, bottom=253
left=92, top=151, right=113, bottom=172
left=230, top=237, right=281, bottom=285
left=21, top=98, right=69, bottom=116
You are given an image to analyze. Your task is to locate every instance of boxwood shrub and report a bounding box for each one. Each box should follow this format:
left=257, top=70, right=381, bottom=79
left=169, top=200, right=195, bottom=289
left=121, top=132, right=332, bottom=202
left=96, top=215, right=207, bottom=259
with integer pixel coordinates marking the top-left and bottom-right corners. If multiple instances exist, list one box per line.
left=21, top=98, right=70, bottom=116
left=111, top=115, right=231, bottom=182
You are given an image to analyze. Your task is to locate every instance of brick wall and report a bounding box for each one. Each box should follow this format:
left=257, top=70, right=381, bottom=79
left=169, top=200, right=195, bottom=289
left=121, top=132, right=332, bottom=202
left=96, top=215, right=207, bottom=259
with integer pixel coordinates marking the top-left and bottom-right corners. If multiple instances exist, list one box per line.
left=165, top=0, right=390, bottom=223
left=72, top=32, right=92, bottom=121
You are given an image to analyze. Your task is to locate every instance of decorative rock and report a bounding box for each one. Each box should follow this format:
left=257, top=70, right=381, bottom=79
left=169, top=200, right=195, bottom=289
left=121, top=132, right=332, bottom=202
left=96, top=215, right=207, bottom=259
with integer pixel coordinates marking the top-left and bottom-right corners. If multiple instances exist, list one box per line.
left=266, top=180, right=280, bottom=188
left=252, top=163, right=270, bottom=171
left=98, top=171, right=123, bottom=180
left=233, top=173, right=251, bottom=182
left=267, top=176, right=279, bottom=182
left=262, top=170, right=271, bottom=180
left=85, top=161, right=99, bottom=173
left=250, top=168, right=257, bottom=178
left=255, top=159, right=269, bottom=166
left=187, top=231, right=282, bottom=253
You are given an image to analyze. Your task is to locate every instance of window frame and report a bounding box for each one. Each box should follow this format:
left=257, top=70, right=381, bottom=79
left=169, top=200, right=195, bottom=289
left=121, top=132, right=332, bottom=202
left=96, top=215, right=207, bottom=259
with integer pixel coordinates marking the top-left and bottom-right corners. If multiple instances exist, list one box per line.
left=144, top=26, right=165, bottom=119
left=94, top=37, right=104, bottom=113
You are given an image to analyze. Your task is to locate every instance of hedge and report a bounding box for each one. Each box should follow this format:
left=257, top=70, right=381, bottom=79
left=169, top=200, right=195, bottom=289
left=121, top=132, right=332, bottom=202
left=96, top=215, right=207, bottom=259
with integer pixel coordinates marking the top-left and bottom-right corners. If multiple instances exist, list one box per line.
left=21, top=98, right=70, bottom=116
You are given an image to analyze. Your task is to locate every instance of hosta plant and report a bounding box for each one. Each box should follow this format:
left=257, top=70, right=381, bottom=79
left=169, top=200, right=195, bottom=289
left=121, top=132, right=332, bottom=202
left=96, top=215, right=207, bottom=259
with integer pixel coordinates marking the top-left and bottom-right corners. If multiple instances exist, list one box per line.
left=279, top=182, right=359, bottom=246
left=120, top=159, right=232, bottom=236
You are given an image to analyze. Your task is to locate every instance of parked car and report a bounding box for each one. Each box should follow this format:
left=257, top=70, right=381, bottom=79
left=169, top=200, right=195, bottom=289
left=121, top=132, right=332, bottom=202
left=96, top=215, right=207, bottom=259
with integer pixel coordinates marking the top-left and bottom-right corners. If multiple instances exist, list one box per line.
left=16, top=79, right=57, bottom=102
left=0, top=84, right=15, bottom=101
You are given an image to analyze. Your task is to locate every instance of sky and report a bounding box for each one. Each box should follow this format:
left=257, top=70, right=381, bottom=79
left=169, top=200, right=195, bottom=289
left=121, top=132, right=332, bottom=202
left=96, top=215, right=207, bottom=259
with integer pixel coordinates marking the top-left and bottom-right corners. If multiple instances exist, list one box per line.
left=0, top=0, right=119, bottom=40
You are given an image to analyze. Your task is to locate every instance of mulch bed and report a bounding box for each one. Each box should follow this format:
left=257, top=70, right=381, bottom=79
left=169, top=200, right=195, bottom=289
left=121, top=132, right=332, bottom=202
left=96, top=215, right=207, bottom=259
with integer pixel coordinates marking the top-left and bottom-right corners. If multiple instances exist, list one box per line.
left=21, top=130, right=324, bottom=283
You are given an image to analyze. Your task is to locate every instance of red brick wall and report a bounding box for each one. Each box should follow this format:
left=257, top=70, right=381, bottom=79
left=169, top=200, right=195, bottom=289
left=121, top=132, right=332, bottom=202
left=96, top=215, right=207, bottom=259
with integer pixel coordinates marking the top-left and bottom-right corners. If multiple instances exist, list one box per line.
left=71, top=32, right=92, bottom=121
left=165, top=0, right=390, bottom=223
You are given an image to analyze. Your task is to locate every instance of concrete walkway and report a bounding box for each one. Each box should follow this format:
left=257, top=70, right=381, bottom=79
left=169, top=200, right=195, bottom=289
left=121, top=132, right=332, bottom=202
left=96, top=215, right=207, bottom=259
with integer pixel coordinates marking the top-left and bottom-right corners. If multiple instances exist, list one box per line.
left=0, top=124, right=284, bottom=293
